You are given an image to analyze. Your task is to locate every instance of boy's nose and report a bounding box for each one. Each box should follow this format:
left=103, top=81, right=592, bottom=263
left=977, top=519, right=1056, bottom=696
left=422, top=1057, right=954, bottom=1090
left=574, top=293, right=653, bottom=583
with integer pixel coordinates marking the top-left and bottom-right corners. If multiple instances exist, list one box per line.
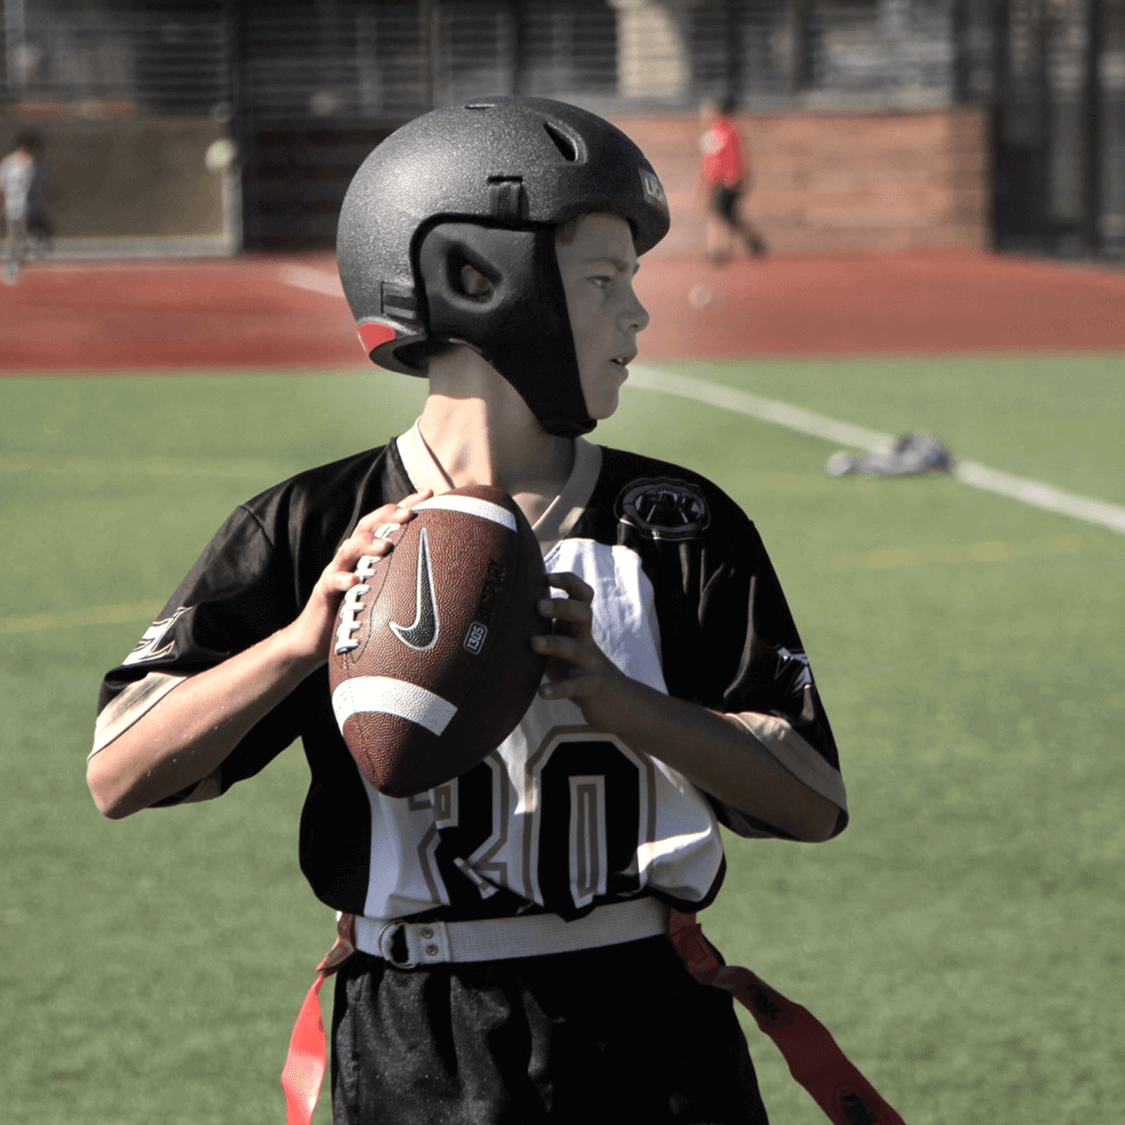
left=621, top=289, right=650, bottom=333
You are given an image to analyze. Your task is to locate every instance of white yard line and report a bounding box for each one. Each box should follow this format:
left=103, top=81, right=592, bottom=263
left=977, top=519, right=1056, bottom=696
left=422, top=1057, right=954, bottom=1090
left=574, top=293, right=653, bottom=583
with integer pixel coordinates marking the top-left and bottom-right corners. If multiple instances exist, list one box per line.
left=954, top=461, right=1125, bottom=534
left=628, top=365, right=1125, bottom=537
left=277, top=264, right=345, bottom=299
left=628, top=367, right=897, bottom=451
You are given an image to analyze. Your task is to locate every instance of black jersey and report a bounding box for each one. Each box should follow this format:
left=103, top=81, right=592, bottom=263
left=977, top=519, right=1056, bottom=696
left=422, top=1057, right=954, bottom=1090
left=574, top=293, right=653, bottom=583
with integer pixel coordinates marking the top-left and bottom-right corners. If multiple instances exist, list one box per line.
left=94, top=434, right=847, bottom=923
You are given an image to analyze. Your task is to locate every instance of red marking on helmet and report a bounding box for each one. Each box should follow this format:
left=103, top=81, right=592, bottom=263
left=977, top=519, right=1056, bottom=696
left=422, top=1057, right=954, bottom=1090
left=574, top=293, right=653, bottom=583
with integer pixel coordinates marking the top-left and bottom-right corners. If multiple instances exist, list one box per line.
left=357, top=322, right=397, bottom=353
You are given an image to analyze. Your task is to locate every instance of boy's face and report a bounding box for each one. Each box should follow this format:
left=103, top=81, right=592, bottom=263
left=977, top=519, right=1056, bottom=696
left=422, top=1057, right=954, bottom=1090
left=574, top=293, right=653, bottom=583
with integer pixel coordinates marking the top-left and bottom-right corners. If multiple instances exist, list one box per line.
left=555, top=213, right=650, bottom=422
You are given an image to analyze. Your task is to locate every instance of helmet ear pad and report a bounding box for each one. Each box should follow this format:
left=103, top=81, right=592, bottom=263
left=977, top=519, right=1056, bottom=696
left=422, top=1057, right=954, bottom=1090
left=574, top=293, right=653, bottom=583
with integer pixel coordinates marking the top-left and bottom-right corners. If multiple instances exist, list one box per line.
left=417, top=221, right=595, bottom=437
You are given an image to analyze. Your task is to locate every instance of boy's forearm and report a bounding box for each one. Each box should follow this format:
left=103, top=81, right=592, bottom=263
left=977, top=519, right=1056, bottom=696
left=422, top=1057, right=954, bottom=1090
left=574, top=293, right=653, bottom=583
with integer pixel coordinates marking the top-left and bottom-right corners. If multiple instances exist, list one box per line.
left=599, top=675, right=838, bottom=842
left=87, top=627, right=321, bottom=820
left=534, top=572, right=838, bottom=841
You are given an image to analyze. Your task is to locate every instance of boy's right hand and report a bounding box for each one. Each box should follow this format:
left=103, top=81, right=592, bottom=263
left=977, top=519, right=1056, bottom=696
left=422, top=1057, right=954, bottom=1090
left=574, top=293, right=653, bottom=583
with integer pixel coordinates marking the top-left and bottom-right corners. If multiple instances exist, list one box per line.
left=282, top=489, right=433, bottom=668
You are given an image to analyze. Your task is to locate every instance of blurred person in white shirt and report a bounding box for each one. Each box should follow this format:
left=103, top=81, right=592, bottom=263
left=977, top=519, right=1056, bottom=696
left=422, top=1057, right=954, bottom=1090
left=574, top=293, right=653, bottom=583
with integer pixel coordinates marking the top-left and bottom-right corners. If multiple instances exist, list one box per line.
left=1, top=131, right=51, bottom=285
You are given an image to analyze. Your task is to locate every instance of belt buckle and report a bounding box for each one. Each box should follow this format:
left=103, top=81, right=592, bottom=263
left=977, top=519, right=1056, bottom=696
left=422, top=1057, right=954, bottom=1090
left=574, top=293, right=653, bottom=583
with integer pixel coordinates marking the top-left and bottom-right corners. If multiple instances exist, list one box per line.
left=377, top=920, right=418, bottom=969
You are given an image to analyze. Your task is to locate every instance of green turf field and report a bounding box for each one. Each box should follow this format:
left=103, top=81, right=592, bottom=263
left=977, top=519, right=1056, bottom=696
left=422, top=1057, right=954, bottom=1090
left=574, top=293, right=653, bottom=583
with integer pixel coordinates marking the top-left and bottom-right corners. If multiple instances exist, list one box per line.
left=3, top=356, right=1123, bottom=1124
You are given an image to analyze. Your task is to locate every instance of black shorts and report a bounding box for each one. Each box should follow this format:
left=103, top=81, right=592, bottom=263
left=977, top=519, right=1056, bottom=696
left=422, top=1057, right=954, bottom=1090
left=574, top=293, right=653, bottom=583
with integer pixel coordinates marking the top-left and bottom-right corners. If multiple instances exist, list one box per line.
left=331, top=934, right=769, bottom=1124
left=710, top=186, right=743, bottom=224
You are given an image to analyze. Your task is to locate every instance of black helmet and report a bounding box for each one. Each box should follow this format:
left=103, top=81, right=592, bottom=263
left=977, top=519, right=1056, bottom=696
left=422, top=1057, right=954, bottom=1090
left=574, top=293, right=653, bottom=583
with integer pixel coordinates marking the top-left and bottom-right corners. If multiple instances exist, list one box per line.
left=337, top=96, right=670, bottom=436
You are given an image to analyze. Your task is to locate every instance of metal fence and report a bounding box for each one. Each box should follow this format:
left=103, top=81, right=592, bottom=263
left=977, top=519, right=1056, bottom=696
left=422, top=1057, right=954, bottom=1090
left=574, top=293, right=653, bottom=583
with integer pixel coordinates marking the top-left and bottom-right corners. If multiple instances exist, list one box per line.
left=2, top=0, right=1123, bottom=258
left=237, top=2, right=619, bottom=125
left=3, top=1, right=974, bottom=122
left=238, top=1, right=963, bottom=119
left=3, top=8, right=230, bottom=116
left=4, top=1, right=1119, bottom=125
left=690, top=0, right=960, bottom=110
left=960, top=0, right=1125, bottom=257
left=239, top=6, right=428, bottom=125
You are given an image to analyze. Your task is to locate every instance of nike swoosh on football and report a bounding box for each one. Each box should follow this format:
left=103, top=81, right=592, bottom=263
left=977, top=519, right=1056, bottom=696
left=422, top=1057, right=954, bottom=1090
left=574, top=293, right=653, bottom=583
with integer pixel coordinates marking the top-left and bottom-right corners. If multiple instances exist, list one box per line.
left=390, top=527, right=440, bottom=651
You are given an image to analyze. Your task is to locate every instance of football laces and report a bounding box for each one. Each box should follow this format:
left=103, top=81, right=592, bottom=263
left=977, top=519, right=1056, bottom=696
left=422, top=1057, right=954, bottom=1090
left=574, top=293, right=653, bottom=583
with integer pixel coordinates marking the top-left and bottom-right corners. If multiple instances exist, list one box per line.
left=334, top=554, right=380, bottom=654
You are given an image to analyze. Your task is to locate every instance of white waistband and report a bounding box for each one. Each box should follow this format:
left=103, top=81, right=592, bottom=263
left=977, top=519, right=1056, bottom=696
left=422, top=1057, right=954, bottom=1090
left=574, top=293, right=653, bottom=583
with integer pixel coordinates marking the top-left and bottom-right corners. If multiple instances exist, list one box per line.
left=354, top=898, right=671, bottom=969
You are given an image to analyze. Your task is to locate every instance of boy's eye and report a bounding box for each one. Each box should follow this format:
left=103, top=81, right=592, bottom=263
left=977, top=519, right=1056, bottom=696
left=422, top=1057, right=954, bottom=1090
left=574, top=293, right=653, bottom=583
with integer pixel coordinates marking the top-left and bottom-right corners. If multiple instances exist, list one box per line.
left=590, top=275, right=612, bottom=289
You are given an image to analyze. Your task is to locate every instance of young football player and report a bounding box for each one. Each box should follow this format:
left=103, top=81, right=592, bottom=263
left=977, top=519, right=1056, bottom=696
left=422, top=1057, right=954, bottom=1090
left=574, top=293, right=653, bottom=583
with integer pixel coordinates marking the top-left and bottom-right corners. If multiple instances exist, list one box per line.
left=89, top=97, right=848, bottom=1124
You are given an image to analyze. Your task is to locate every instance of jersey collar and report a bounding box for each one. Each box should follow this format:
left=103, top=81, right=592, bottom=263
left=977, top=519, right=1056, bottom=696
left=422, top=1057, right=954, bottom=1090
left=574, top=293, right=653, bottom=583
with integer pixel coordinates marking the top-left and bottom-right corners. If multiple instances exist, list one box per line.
left=394, top=420, right=602, bottom=556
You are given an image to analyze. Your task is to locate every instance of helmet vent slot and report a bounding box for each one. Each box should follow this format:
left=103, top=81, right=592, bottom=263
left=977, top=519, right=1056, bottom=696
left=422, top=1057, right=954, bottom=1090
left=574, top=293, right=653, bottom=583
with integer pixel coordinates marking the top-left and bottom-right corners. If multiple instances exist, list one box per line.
left=543, top=122, right=579, bottom=162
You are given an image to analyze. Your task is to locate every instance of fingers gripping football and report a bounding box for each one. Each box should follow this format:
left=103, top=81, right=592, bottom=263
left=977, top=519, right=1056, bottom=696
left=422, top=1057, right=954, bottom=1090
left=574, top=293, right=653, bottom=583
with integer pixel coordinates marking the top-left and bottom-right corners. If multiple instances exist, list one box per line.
left=533, top=571, right=630, bottom=725
left=287, top=490, right=433, bottom=663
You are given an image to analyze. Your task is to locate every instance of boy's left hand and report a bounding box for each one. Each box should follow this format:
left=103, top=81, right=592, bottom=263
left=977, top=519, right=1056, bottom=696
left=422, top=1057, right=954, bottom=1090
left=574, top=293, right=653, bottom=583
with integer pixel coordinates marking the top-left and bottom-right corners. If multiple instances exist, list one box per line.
left=532, top=571, right=631, bottom=731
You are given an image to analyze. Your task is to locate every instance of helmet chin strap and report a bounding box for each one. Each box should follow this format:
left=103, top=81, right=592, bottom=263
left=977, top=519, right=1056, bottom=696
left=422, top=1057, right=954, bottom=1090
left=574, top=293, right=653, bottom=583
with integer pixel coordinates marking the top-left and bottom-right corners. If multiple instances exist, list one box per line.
left=417, top=222, right=595, bottom=437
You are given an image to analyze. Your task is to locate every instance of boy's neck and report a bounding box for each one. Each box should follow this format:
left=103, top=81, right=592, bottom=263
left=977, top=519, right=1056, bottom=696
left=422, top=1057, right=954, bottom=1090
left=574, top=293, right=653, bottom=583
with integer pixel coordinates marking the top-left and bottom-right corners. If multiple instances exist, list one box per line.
left=417, top=348, right=577, bottom=525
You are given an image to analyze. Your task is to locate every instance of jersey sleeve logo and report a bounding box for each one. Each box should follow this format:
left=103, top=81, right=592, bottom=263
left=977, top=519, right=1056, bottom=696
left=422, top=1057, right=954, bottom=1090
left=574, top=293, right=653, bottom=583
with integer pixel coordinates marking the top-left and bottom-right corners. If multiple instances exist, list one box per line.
left=773, top=645, right=814, bottom=700
left=390, top=527, right=439, bottom=651
left=616, top=478, right=710, bottom=541
left=122, top=606, right=190, bottom=667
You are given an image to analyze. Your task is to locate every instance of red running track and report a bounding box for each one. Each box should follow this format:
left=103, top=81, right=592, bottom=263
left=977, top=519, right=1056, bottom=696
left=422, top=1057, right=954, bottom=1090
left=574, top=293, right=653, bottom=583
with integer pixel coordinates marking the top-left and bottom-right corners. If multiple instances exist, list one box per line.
left=2, top=249, right=1124, bottom=373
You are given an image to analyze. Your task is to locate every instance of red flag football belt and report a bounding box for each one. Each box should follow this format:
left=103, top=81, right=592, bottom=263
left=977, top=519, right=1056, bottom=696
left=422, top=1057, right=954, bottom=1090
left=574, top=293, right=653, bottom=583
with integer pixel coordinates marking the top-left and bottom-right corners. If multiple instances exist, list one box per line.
left=669, top=913, right=908, bottom=1125
left=283, top=907, right=909, bottom=1125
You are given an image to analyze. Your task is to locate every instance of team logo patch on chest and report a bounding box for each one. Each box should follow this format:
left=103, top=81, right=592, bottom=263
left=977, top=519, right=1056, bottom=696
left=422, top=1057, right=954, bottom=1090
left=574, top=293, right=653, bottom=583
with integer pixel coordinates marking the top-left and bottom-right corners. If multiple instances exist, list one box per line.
left=616, top=478, right=710, bottom=541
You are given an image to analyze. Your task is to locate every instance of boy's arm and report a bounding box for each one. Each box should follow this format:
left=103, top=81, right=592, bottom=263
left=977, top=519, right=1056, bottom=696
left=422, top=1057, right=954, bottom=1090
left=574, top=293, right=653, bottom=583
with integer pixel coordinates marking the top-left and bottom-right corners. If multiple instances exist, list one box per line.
left=87, top=493, right=430, bottom=819
left=534, top=572, right=840, bottom=843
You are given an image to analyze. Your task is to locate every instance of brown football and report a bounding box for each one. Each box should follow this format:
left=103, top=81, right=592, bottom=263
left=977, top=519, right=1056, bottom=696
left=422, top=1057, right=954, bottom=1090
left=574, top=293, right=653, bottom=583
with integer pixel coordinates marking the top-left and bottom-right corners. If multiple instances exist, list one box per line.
left=328, top=484, right=549, bottom=797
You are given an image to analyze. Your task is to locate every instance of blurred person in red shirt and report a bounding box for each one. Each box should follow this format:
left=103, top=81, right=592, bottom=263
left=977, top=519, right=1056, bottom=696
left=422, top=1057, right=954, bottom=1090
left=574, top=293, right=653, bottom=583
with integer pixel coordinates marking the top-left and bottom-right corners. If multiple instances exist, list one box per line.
left=697, top=97, right=767, bottom=264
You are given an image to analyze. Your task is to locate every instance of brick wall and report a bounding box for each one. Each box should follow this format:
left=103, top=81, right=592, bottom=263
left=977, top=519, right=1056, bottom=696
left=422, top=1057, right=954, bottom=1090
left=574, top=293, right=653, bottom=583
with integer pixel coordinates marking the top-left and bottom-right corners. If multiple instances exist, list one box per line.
left=613, top=107, right=990, bottom=258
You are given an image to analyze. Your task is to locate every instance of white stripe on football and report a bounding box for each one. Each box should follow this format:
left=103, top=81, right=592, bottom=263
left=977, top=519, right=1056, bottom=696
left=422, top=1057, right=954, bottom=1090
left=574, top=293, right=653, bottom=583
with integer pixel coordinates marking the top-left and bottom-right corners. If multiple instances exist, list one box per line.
left=332, top=676, right=458, bottom=736
left=414, top=494, right=518, bottom=531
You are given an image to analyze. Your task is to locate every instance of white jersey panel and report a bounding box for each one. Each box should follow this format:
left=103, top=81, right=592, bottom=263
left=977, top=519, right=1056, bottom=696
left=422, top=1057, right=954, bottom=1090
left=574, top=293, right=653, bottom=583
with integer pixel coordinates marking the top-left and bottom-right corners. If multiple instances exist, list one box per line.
left=361, top=775, right=451, bottom=920
left=547, top=538, right=665, bottom=688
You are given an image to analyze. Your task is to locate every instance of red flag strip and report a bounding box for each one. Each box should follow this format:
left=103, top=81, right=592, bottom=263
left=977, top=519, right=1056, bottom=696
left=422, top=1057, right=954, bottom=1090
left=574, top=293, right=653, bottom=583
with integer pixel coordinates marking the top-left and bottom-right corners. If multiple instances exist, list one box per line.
left=281, top=914, right=356, bottom=1125
left=669, top=911, right=907, bottom=1125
